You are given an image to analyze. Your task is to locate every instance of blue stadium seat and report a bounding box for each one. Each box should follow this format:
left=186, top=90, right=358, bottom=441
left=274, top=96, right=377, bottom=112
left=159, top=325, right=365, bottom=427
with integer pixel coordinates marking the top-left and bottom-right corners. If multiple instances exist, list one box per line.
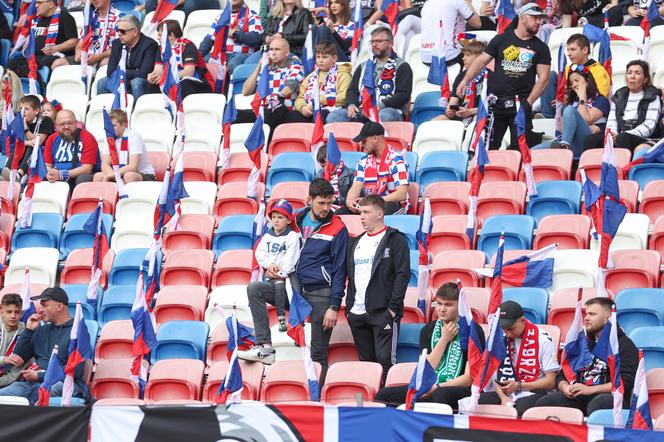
left=384, top=215, right=420, bottom=250
left=629, top=326, right=664, bottom=371
left=113, top=0, right=136, bottom=11
left=150, top=320, right=210, bottom=363
left=340, top=152, right=363, bottom=170
left=48, top=397, right=86, bottom=406
left=38, top=66, right=50, bottom=83
left=212, top=214, right=255, bottom=258
left=477, top=215, right=535, bottom=259
left=403, top=151, right=418, bottom=183
left=59, top=213, right=114, bottom=260
left=231, top=64, right=257, bottom=95
left=502, top=288, right=549, bottom=324
left=526, top=180, right=582, bottom=225
left=396, top=323, right=424, bottom=363
left=417, top=151, right=468, bottom=191
left=64, top=284, right=103, bottom=321
left=0, top=153, right=7, bottom=169
left=0, top=39, right=10, bottom=67
left=616, top=289, right=664, bottom=335
left=86, top=319, right=99, bottom=354
left=409, top=250, right=419, bottom=287
left=410, top=92, right=445, bottom=127
left=266, top=153, right=315, bottom=194
left=587, top=409, right=630, bottom=426
left=108, top=248, right=157, bottom=286
left=11, top=213, right=64, bottom=252
left=97, top=285, right=135, bottom=325
left=628, top=163, right=664, bottom=191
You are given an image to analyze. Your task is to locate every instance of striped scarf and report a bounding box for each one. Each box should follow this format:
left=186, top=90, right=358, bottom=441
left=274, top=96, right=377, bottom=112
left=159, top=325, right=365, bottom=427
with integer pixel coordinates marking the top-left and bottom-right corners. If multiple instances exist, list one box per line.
left=328, top=159, right=345, bottom=199
left=304, top=64, right=338, bottom=108
left=118, top=134, right=128, bottom=166
left=44, top=7, right=60, bottom=46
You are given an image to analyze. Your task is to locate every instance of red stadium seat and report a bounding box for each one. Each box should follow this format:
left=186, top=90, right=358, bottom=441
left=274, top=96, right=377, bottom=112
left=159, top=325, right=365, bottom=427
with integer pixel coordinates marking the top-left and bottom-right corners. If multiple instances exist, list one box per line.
left=211, top=249, right=253, bottom=288
left=429, top=215, right=474, bottom=259
left=476, top=181, right=526, bottom=223
left=328, top=324, right=359, bottom=365
left=484, top=150, right=521, bottom=182
left=321, top=361, right=383, bottom=405
left=0, top=182, right=21, bottom=214
left=422, top=182, right=470, bottom=216
left=147, top=151, right=171, bottom=181
left=383, top=121, right=415, bottom=150
left=539, top=324, right=561, bottom=360
left=407, top=183, right=420, bottom=214
left=66, top=182, right=118, bottom=218
left=461, top=287, right=490, bottom=324
left=339, top=215, right=364, bottom=237
left=533, top=215, right=591, bottom=250
left=649, top=216, right=664, bottom=257
left=160, top=249, right=215, bottom=288
left=94, top=320, right=134, bottom=364
left=268, top=182, right=310, bottom=210
left=268, top=123, right=313, bottom=156
left=217, top=152, right=268, bottom=186
left=522, top=406, right=584, bottom=424
left=95, top=399, right=146, bottom=405
left=403, top=287, right=427, bottom=323
left=385, top=362, right=417, bottom=387
left=260, top=360, right=323, bottom=403
left=324, top=122, right=362, bottom=152
left=179, top=151, right=218, bottom=182
left=153, top=285, right=208, bottom=324
left=0, top=283, right=47, bottom=298
left=162, top=214, right=215, bottom=255
left=524, top=149, right=573, bottom=182
left=144, top=359, right=205, bottom=403
left=605, top=250, right=661, bottom=293
left=206, top=320, right=254, bottom=366
left=0, top=213, right=16, bottom=253
left=639, top=180, right=664, bottom=223
left=647, top=368, right=664, bottom=419
left=474, top=404, right=518, bottom=419
left=548, top=288, right=613, bottom=340
left=429, top=250, right=486, bottom=288
left=60, top=248, right=115, bottom=287
left=575, top=148, right=631, bottom=182
left=213, top=182, right=263, bottom=224
left=203, top=360, right=263, bottom=402
left=618, top=180, right=639, bottom=213
left=91, top=358, right=147, bottom=400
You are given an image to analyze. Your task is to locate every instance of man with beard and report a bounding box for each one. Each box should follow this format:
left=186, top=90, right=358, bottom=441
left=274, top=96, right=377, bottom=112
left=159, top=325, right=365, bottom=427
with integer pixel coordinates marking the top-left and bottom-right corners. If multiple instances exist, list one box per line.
left=240, top=178, right=348, bottom=384
left=44, top=109, right=100, bottom=188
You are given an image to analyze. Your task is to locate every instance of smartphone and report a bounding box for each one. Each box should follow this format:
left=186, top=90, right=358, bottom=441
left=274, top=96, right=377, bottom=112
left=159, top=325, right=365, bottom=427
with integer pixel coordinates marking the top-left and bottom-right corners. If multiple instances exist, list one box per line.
left=449, top=104, right=460, bottom=111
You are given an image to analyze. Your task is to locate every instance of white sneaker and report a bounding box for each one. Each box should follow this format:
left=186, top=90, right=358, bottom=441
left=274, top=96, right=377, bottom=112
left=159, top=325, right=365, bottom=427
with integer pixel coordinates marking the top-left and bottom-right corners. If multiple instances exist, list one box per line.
left=238, top=345, right=275, bottom=364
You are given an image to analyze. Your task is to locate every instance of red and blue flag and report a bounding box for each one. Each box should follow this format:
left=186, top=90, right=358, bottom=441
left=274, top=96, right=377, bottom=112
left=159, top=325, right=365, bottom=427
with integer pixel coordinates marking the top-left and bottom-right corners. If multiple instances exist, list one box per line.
left=499, top=244, right=556, bottom=288
left=560, top=288, right=593, bottom=383
left=624, top=137, right=664, bottom=172
left=627, top=350, right=653, bottom=430
left=216, top=307, right=246, bottom=404
left=416, top=196, right=432, bottom=315
left=405, top=349, right=437, bottom=410
left=221, top=94, right=237, bottom=170
left=350, top=0, right=364, bottom=70
left=311, top=75, right=325, bottom=170
left=62, top=302, right=92, bottom=406
left=131, top=271, right=157, bottom=396
left=209, top=0, right=231, bottom=93
left=555, top=43, right=567, bottom=138
left=428, top=20, right=451, bottom=107
left=36, top=345, right=65, bottom=406
left=323, top=131, right=342, bottom=181
left=24, top=28, right=38, bottom=95
left=302, top=25, right=315, bottom=75
left=82, top=199, right=109, bottom=307
left=244, top=113, right=265, bottom=199
left=150, top=0, right=178, bottom=33
left=361, top=59, right=380, bottom=122
left=381, top=0, right=400, bottom=34
left=467, top=72, right=489, bottom=239
left=496, top=0, right=516, bottom=34
left=515, top=98, right=537, bottom=197
left=19, top=268, right=35, bottom=323
left=592, top=305, right=624, bottom=427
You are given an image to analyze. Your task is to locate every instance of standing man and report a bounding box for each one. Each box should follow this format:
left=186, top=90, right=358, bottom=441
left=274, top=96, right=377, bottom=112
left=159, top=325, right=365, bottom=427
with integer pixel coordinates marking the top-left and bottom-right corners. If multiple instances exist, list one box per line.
left=535, top=297, right=639, bottom=416
left=97, top=14, right=159, bottom=100
left=346, top=194, right=410, bottom=382
left=456, top=3, right=551, bottom=149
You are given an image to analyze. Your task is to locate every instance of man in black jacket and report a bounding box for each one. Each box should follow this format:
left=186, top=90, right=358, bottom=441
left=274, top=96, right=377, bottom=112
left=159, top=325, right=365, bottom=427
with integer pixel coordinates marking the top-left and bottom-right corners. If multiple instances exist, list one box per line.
left=346, top=194, right=410, bottom=382
left=534, top=297, right=639, bottom=415
left=96, top=14, right=158, bottom=100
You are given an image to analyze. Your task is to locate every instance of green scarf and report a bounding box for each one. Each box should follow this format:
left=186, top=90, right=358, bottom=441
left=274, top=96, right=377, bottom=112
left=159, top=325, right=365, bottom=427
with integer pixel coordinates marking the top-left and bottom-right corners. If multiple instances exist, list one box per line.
left=431, top=319, right=464, bottom=383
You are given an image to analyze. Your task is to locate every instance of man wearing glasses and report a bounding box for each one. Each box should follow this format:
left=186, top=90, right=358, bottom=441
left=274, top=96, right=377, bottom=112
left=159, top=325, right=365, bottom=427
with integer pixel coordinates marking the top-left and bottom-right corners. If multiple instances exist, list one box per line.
left=326, top=26, right=412, bottom=123
left=96, top=14, right=158, bottom=100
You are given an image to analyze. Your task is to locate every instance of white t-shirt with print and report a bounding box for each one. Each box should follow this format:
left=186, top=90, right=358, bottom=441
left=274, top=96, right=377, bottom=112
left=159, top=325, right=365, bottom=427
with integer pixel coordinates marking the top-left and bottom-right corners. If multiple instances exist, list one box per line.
left=350, top=229, right=386, bottom=315
left=102, top=128, right=155, bottom=175
left=420, top=0, right=475, bottom=63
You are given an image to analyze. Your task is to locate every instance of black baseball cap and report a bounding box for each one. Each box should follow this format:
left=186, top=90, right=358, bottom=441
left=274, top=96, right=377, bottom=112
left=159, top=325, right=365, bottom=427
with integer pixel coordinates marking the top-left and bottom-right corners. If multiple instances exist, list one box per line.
left=499, top=300, right=524, bottom=328
left=31, top=287, right=69, bottom=304
left=352, top=121, right=385, bottom=143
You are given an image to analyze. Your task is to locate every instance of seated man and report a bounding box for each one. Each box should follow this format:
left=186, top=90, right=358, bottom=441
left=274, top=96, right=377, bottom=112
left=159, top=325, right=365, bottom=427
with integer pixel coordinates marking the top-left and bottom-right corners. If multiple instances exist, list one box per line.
left=535, top=297, right=639, bottom=416
left=52, top=0, right=120, bottom=69
left=375, top=282, right=486, bottom=409
left=44, top=109, right=100, bottom=188
left=199, top=0, right=263, bottom=73
left=0, top=294, right=29, bottom=388
left=340, top=121, right=409, bottom=215
left=97, top=15, right=158, bottom=99
left=314, top=144, right=354, bottom=209
left=286, top=41, right=352, bottom=124
left=0, top=288, right=89, bottom=405
left=94, top=109, right=156, bottom=183
left=327, top=26, right=412, bottom=123
left=475, top=300, right=560, bottom=416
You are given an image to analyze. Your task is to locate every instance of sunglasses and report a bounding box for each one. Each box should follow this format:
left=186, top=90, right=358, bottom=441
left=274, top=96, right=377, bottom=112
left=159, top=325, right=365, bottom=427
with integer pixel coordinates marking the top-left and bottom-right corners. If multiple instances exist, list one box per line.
left=117, top=28, right=136, bottom=35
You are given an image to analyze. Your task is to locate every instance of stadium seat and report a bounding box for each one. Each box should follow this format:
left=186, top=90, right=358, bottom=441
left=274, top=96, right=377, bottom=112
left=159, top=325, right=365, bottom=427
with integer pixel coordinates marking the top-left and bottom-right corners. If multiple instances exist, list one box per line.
left=575, top=148, right=631, bottom=182
left=385, top=362, right=417, bottom=387
left=227, top=122, right=271, bottom=153
left=476, top=181, right=527, bottom=223
left=502, top=288, right=549, bottom=324
left=86, top=94, right=135, bottom=135
left=630, top=326, right=664, bottom=370
left=639, top=180, right=664, bottom=223
left=60, top=248, right=115, bottom=287
left=213, top=182, right=263, bottom=223
left=153, top=285, right=208, bottom=324
left=483, top=150, right=521, bottom=182
left=548, top=288, right=610, bottom=340
left=477, top=215, right=535, bottom=258
left=204, top=285, right=252, bottom=332
left=110, top=224, right=153, bottom=252
left=212, top=214, right=256, bottom=258
left=522, top=406, right=584, bottom=424
left=202, top=359, right=263, bottom=402
left=617, top=180, right=639, bottom=213
left=11, top=213, right=64, bottom=252
left=266, top=153, right=315, bottom=194
left=144, top=359, right=205, bottom=403
left=628, top=163, right=664, bottom=191
left=384, top=215, right=420, bottom=250
left=211, top=249, right=253, bottom=288
left=64, top=284, right=102, bottom=320
left=183, top=93, right=226, bottom=129
left=404, top=151, right=418, bottom=182
left=647, top=368, right=664, bottom=420
left=429, top=250, right=486, bottom=288
left=46, top=65, right=91, bottom=97
left=94, top=320, right=134, bottom=363
left=461, top=287, right=490, bottom=324
left=416, top=151, right=468, bottom=190
left=162, top=214, right=215, bottom=256
left=383, top=121, right=415, bottom=150
left=59, top=213, right=114, bottom=259
left=413, top=120, right=464, bottom=155
left=328, top=324, right=359, bottom=365
left=0, top=182, right=20, bottom=214
left=396, top=323, right=423, bottom=363
left=323, top=122, right=363, bottom=152
left=160, top=249, right=214, bottom=288
left=616, top=289, right=664, bottom=335
left=180, top=180, right=219, bottom=215
left=0, top=213, right=14, bottom=255
left=98, top=285, right=135, bottom=325
left=526, top=149, right=573, bottom=182
left=260, top=360, right=323, bottom=403
left=470, top=404, right=518, bottom=419
left=605, top=250, right=660, bottom=294
left=230, top=64, right=257, bottom=96
left=649, top=216, right=664, bottom=258
left=552, top=249, right=599, bottom=292
left=91, top=358, right=146, bottom=400
left=429, top=215, right=474, bottom=257
left=410, top=92, right=445, bottom=127
left=321, top=361, right=383, bottom=405
left=66, top=182, right=118, bottom=218
left=205, top=319, right=254, bottom=366
left=423, top=182, right=470, bottom=216
left=147, top=152, right=171, bottom=180
left=267, top=123, right=313, bottom=156
left=5, top=247, right=59, bottom=286
left=108, top=248, right=157, bottom=286
left=0, top=282, right=47, bottom=300
left=270, top=322, right=313, bottom=362
left=589, top=213, right=650, bottom=251
left=587, top=409, right=631, bottom=426
left=268, top=182, right=310, bottom=211
left=339, top=215, right=364, bottom=237
left=151, top=320, right=209, bottom=363
left=180, top=151, right=218, bottom=182
left=403, top=287, right=427, bottom=324
left=533, top=215, right=591, bottom=250
left=526, top=181, right=582, bottom=225
left=180, top=130, right=222, bottom=153
left=183, top=9, right=222, bottom=45
left=141, top=10, right=185, bottom=39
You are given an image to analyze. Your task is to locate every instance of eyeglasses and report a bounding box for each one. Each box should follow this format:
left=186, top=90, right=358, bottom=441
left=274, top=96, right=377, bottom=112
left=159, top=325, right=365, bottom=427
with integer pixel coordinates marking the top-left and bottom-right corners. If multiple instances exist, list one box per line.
left=370, top=39, right=391, bottom=45
left=118, top=28, right=136, bottom=35
left=58, top=121, right=74, bottom=127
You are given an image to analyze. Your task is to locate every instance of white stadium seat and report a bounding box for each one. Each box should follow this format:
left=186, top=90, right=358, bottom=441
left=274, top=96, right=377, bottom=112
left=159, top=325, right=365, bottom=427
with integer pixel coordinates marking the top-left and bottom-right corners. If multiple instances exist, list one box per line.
left=50, top=93, right=88, bottom=122
left=413, top=120, right=465, bottom=155
left=590, top=213, right=650, bottom=252
left=47, top=65, right=93, bottom=98
left=144, top=129, right=176, bottom=153
left=90, top=64, right=107, bottom=98
left=272, top=323, right=312, bottom=362
left=6, top=247, right=60, bottom=286
left=131, top=94, right=174, bottom=134
left=181, top=181, right=217, bottom=214
left=182, top=9, right=220, bottom=47
left=228, top=123, right=270, bottom=153
left=205, top=285, right=252, bottom=333
left=22, top=182, right=70, bottom=215
left=183, top=93, right=226, bottom=128
left=86, top=93, right=135, bottom=135
left=552, top=249, right=600, bottom=291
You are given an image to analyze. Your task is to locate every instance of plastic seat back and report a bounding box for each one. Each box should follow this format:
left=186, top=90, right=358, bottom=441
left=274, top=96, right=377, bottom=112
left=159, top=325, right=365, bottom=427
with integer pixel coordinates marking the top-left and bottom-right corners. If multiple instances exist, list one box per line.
left=321, top=361, right=383, bottom=405
left=98, top=285, right=135, bottom=325
left=477, top=215, right=535, bottom=258
left=260, top=360, right=322, bottom=403
left=630, top=326, right=664, bottom=370
left=151, top=320, right=210, bottom=363
left=502, top=288, right=549, bottom=324
left=144, top=359, right=205, bottom=402
left=212, top=214, right=256, bottom=258
left=526, top=180, right=582, bottom=225
left=397, top=323, right=424, bottom=363
left=616, top=289, right=664, bottom=335
left=533, top=214, right=590, bottom=250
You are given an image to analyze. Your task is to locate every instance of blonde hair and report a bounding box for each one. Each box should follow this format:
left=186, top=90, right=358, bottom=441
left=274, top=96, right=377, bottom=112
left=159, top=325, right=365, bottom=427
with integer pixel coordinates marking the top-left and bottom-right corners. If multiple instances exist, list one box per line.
left=1, top=70, right=24, bottom=111
left=270, top=0, right=304, bottom=18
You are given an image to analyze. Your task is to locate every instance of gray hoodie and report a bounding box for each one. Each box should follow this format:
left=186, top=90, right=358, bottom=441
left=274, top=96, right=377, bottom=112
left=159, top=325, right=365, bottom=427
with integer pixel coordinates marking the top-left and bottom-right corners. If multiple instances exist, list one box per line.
left=0, top=321, right=28, bottom=387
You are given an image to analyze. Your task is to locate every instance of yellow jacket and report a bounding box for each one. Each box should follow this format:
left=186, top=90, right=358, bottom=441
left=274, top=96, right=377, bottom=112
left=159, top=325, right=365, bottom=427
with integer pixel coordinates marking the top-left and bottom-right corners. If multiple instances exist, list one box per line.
left=565, top=60, right=611, bottom=98
left=295, top=63, right=352, bottom=113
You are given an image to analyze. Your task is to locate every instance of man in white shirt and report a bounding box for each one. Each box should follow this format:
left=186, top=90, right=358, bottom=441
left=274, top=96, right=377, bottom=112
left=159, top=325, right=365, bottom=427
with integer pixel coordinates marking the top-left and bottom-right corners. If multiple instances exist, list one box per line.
left=93, top=109, right=156, bottom=183
left=420, top=0, right=481, bottom=66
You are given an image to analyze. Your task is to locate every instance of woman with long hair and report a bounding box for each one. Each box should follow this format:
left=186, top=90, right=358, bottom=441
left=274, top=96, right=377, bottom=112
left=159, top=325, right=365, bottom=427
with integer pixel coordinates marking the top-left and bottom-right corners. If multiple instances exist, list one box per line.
left=256, top=0, right=313, bottom=58
left=314, top=0, right=354, bottom=61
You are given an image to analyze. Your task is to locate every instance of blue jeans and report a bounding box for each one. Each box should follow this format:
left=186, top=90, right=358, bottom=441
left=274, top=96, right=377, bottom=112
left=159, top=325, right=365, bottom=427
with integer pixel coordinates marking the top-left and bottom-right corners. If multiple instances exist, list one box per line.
left=326, top=107, right=404, bottom=123
left=540, top=71, right=558, bottom=119
left=0, top=380, right=86, bottom=405
left=97, top=76, right=148, bottom=100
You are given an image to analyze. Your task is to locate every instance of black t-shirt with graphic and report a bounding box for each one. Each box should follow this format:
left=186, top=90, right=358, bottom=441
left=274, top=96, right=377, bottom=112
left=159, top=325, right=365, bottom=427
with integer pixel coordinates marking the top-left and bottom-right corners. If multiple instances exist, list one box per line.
left=33, top=8, right=78, bottom=56
left=484, top=29, right=551, bottom=100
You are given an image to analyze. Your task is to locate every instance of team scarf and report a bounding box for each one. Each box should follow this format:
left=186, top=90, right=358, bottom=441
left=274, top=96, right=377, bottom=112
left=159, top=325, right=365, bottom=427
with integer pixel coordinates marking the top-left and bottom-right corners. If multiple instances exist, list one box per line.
left=304, top=65, right=339, bottom=108
left=43, top=7, right=61, bottom=47
left=431, top=319, right=464, bottom=383
left=117, top=132, right=129, bottom=166
left=463, top=69, right=486, bottom=111
left=367, top=52, right=399, bottom=102
left=229, top=5, right=250, bottom=36
left=497, top=319, right=541, bottom=383
left=327, top=159, right=346, bottom=199
left=362, top=144, right=396, bottom=196
left=90, top=7, right=117, bottom=54
left=171, top=38, right=197, bottom=72
left=0, top=324, right=20, bottom=376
